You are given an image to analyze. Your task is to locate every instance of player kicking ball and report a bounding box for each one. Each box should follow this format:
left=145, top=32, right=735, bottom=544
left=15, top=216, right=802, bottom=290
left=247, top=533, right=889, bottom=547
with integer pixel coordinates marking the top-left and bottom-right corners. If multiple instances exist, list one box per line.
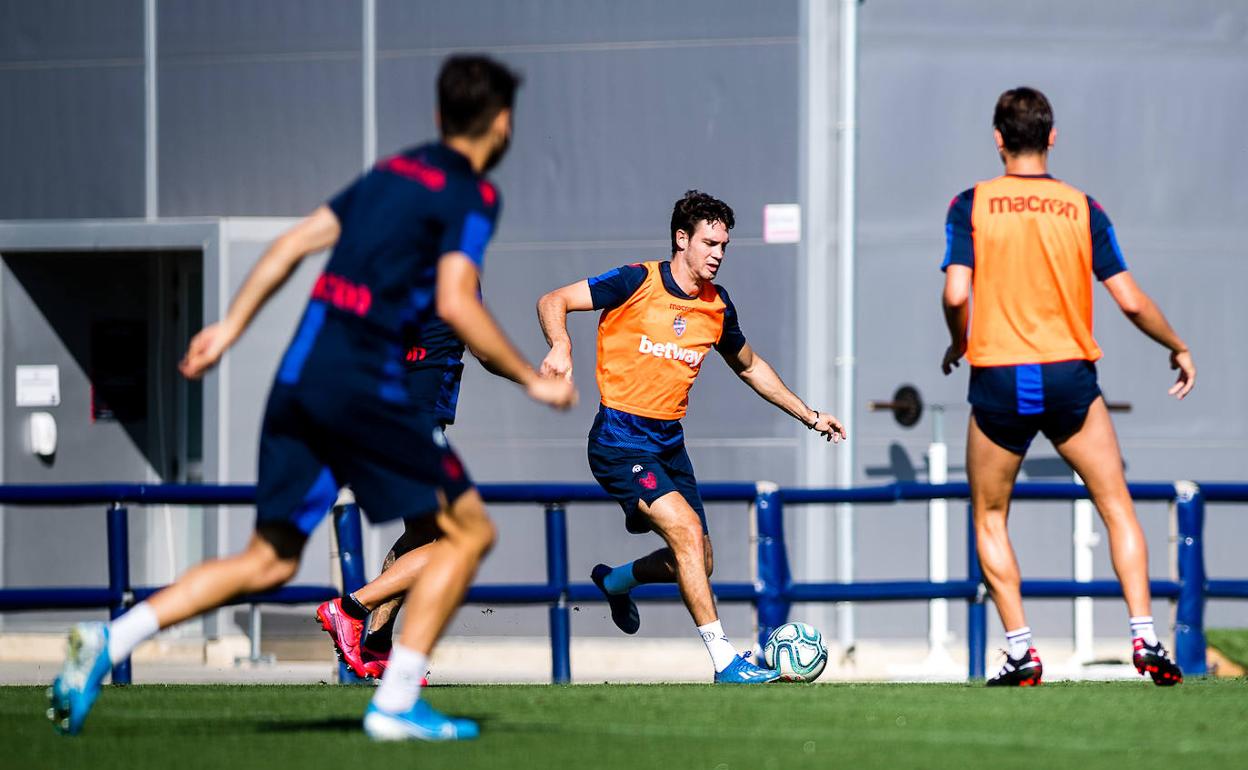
left=941, top=87, right=1193, bottom=686
left=48, top=55, right=576, bottom=740
left=538, top=190, right=845, bottom=684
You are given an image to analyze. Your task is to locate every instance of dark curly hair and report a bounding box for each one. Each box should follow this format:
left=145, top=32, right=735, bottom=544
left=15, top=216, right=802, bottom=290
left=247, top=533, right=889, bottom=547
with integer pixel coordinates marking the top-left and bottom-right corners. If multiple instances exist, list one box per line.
left=670, top=190, right=735, bottom=255
left=993, top=87, right=1053, bottom=156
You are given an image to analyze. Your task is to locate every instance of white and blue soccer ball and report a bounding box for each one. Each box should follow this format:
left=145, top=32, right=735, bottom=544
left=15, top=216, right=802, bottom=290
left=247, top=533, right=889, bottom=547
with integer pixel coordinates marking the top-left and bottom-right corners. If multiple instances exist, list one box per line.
left=763, top=622, right=828, bottom=682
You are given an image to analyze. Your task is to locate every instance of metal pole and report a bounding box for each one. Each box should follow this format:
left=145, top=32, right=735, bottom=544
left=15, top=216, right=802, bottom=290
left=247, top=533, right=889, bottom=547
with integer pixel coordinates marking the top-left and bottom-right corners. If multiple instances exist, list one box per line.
left=545, top=503, right=571, bottom=684
left=833, top=0, right=860, bottom=655
left=754, top=483, right=791, bottom=652
left=798, top=0, right=835, bottom=636
left=362, top=0, right=377, bottom=169
left=925, top=407, right=955, bottom=669
left=143, top=0, right=158, bottom=220
left=1173, top=481, right=1207, bottom=675
left=332, top=500, right=367, bottom=684
left=966, top=502, right=986, bottom=681
left=1071, top=473, right=1099, bottom=665
left=106, top=503, right=133, bottom=685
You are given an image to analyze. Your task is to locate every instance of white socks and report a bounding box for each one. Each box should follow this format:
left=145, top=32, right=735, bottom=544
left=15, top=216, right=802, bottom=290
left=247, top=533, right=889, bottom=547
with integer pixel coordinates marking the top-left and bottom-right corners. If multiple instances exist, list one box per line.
left=372, top=643, right=428, bottom=713
left=107, top=602, right=160, bottom=665
left=697, top=620, right=738, bottom=673
left=1005, top=626, right=1032, bottom=660
left=1130, top=616, right=1159, bottom=646
left=603, top=562, right=640, bottom=595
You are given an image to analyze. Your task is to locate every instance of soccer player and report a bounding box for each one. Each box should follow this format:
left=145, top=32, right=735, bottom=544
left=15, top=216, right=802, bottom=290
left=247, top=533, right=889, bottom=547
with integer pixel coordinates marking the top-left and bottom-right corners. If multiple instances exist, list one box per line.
left=537, top=190, right=846, bottom=684
left=316, top=312, right=482, bottom=680
left=940, top=87, right=1195, bottom=687
left=49, top=55, right=576, bottom=740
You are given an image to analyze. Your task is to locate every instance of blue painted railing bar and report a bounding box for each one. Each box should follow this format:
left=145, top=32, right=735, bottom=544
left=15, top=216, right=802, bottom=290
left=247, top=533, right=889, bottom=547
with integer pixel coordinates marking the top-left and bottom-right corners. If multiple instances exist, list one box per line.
left=0, top=480, right=1244, bottom=683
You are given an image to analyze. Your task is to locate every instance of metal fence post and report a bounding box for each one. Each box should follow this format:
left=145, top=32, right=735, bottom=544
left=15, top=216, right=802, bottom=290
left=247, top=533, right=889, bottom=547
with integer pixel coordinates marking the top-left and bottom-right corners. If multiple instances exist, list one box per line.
left=545, top=503, right=571, bottom=684
left=1174, top=481, right=1207, bottom=675
left=966, top=502, right=986, bottom=681
left=332, top=501, right=367, bottom=684
left=754, top=482, right=790, bottom=651
left=106, top=503, right=133, bottom=685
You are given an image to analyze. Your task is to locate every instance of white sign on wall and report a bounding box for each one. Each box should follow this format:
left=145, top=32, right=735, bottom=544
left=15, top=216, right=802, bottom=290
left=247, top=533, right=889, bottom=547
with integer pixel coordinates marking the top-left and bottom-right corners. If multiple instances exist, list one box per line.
left=763, top=203, right=802, bottom=244
left=16, top=365, right=60, bottom=407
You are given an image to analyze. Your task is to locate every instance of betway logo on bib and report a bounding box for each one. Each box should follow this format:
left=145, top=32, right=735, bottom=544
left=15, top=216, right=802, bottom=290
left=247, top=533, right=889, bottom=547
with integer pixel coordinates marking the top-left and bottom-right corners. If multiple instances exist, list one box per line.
left=638, top=335, right=706, bottom=367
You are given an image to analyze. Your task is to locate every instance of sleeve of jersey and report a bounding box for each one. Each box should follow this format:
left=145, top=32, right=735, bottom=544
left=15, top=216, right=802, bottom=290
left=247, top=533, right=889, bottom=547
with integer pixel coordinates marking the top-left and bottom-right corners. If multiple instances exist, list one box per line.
left=327, top=177, right=361, bottom=221
left=439, top=196, right=499, bottom=271
left=1087, top=196, right=1128, bottom=282
left=713, top=285, right=747, bottom=356
left=940, top=189, right=975, bottom=272
left=588, top=264, right=648, bottom=310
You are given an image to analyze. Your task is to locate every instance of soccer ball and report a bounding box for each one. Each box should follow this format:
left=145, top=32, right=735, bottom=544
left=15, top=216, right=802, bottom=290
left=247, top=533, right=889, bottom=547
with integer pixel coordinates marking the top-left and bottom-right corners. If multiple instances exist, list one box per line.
left=763, top=622, right=828, bottom=682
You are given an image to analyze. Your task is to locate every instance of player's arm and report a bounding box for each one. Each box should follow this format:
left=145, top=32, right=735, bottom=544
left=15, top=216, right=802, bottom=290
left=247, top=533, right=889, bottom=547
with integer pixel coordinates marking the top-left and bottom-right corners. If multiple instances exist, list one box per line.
left=179, top=205, right=341, bottom=379
left=439, top=253, right=577, bottom=409
left=536, top=279, right=594, bottom=380
left=1103, top=272, right=1195, bottom=398
left=941, top=264, right=972, bottom=375
left=720, top=342, right=847, bottom=443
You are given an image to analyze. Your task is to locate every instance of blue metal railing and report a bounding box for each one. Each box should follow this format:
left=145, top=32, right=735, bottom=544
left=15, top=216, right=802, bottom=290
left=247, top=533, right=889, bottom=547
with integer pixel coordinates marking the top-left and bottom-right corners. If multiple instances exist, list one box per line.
left=0, top=481, right=1245, bottom=683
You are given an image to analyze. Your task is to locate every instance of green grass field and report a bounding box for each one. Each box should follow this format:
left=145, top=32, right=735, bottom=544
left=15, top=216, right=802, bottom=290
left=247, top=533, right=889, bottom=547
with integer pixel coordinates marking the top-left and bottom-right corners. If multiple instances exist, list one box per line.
left=2, top=680, right=1246, bottom=770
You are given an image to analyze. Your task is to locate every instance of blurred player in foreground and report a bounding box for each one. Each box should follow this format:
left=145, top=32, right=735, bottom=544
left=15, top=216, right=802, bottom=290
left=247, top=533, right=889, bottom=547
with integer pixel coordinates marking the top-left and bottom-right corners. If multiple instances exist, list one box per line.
left=537, top=190, right=845, bottom=684
left=941, top=87, right=1194, bottom=687
left=49, top=54, right=575, bottom=740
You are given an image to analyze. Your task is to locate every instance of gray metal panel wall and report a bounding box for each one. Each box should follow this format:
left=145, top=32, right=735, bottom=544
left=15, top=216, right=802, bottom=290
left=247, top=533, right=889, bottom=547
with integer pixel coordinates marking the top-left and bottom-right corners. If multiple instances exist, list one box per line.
left=156, top=0, right=363, bottom=216
left=0, top=0, right=145, bottom=218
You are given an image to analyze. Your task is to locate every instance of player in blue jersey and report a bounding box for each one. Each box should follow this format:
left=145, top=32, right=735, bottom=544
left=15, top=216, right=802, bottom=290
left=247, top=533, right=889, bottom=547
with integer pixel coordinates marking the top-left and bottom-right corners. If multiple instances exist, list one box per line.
left=49, top=55, right=576, bottom=741
left=316, top=312, right=490, bottom=680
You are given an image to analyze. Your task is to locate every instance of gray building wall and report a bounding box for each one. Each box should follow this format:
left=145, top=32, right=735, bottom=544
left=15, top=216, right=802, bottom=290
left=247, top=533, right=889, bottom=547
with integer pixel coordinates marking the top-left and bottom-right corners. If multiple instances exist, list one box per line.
left=0, top=1, right=1244, bottom=644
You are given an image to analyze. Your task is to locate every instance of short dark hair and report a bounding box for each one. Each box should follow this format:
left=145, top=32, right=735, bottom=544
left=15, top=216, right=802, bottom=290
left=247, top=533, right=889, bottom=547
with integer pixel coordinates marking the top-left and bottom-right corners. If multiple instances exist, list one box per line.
left=993, top=87, right=1054, bottom=155
left=670, top=190, right=735, bottom=254
left=437, top=55, right=522, bottom=138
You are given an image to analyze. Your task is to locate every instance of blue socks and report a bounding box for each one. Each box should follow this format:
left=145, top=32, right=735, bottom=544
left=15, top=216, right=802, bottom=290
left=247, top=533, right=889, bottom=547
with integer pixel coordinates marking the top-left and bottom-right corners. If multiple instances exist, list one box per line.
left=603, top=562, right=640, bottom=594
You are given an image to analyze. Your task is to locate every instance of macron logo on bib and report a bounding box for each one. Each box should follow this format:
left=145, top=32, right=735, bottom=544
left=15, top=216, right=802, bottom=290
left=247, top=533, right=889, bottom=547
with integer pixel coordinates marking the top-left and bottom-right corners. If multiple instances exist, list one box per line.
left=638, top=335, right=705, bottom=368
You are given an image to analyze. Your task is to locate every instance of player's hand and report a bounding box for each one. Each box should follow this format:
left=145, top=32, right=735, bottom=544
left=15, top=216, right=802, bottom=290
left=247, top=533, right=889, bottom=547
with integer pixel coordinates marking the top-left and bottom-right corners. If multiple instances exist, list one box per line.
left=1168, top=349, right=1195, bottom=399
left=527, top=374, right=578, bottom=410
left=179, top=322, right=237, bottom=380
left=539, top=343, right=574, bottom=382
left=807, top=410, right=848, bottom=443
left=941, top=342, right=966, bottom=376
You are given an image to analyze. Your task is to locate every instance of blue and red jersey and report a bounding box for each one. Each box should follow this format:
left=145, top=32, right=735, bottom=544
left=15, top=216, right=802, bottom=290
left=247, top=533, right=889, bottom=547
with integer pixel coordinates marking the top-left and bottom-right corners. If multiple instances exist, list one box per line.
left=275, top=142, right=499, bottom=409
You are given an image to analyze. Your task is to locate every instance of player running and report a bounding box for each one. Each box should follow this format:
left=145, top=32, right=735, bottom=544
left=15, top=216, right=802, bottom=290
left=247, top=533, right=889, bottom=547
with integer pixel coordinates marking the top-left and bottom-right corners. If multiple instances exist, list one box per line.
left=941, top=87, right=1194, bottom=687
left=316, top=312, right=483, bottom=680
left=537, top=190, right=846, bottom=684
left=48, top=55, right=576, bottom=740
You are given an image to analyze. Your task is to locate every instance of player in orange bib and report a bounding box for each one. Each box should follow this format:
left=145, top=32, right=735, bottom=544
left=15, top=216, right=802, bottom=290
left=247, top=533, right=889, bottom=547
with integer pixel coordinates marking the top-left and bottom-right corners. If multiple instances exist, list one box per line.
left=538, top=190, right=846, bottom=684
left=941, top=87, right=1196, bottom=687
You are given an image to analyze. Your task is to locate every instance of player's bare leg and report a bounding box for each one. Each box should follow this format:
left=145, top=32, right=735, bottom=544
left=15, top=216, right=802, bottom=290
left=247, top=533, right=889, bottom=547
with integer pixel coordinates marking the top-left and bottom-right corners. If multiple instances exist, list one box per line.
left=366, top=489, right=496, bottom=740
left=49, top=524, right=306, bottom=734
left=966, top=415, right=1042, bottom=686
left=1053, top=397, right=1181, bottom=684
left=638, top=492, right=715, bottom=624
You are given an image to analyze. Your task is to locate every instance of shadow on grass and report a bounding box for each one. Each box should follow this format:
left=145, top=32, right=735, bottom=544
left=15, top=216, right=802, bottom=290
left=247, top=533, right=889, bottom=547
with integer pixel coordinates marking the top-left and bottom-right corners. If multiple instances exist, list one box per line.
left=259, top=713, right=502, bottom=735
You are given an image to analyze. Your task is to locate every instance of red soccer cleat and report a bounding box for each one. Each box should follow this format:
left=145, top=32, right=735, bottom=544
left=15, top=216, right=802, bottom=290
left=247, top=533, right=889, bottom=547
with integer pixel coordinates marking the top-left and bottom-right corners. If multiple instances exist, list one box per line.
left=315, top=599, right=369, bottom=678
left=1133, top=638, right=1183, bottom=686
left=986, top=647, right=1043, bottom=687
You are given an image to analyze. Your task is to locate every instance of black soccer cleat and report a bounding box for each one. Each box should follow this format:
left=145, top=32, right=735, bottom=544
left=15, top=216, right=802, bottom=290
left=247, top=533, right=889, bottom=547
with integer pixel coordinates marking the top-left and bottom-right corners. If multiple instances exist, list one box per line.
left=590, top=564, right=640, bottom=635
left=986, top=647, right=1043, bottom=687
left=1133, top=639, right=1183, bottom=686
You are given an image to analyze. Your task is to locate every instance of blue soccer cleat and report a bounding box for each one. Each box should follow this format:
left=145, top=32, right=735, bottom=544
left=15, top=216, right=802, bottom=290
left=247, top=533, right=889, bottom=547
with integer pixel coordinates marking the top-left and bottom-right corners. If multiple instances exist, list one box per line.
left=714, top=654, right=781, bottom=684
left=363, top=700, right=479, bottom=742
left=47, top=622, right=112, bottom=735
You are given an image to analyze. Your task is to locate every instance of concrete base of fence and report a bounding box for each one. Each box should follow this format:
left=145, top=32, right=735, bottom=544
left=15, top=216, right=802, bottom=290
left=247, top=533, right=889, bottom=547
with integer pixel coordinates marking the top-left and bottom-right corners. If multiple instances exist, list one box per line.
left=0, top=634, right=1191, bottom=685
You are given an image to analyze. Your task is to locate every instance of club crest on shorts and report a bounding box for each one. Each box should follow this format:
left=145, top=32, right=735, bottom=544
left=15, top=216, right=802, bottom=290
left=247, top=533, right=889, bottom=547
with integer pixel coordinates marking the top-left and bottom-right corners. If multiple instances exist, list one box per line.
left=632, top=464, right=643, bottom=473
left=637, top=471, right=658, bottom=491
left=672, top=315, right=687, bottom=337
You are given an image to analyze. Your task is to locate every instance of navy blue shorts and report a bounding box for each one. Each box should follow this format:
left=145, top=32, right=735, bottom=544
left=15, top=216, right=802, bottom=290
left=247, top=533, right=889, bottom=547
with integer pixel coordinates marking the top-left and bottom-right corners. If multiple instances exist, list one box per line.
left=587, top=441, right=708, bottom=534
left=969, top=360, right=1101, bottom=455
left=256, top=384, right=473, bottom=535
